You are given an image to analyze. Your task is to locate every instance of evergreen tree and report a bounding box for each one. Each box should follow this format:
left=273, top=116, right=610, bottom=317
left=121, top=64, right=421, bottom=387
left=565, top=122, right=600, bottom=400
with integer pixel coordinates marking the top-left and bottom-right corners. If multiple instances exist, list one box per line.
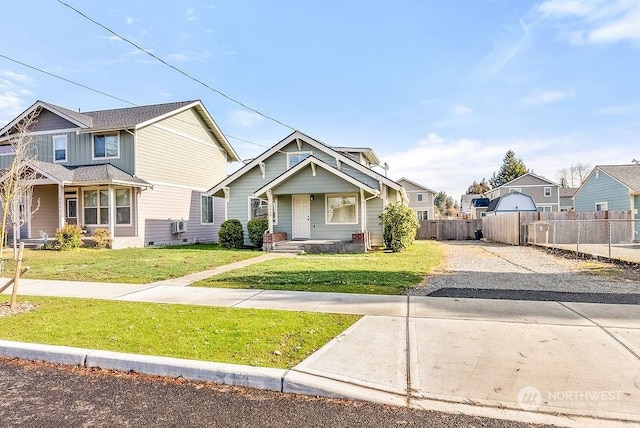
left=466, top=178, right=490, bottom=194
left=489, top=150, right=528, bottom=188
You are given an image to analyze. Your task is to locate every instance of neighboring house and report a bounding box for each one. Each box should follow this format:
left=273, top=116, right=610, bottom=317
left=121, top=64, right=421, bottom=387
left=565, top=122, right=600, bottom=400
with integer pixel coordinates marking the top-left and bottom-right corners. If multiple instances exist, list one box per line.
left=485, top=191, right=538, bottom=215
left=208, top=130, right=407, bottom=249
left=470, top=197, right=491, bottom=218
left=0, top=100, right=239, bottom=248
left=559, top=187, right=578, bottom=211
left=397, top=177, right=436, bottom=220
left=460, top=194, right=482, bottom=217
left=486, top=172, right=560, bottom=212
left=573, top=164, right=640, bottom=216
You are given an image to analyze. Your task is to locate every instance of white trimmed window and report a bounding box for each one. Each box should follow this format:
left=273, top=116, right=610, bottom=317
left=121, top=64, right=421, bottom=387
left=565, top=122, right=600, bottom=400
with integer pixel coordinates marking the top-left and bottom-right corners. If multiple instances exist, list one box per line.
left=509, top=188, right=521, bottom=193
left=83, top=189, right=109, bottom=225
left=287, top=152, right=312, bottom=169
left=201, top=195, right=214, bottom=224
left=250, top=198, right=278, bottom=224
left=544, top=187, right=551, bottom=197
left=115, top=189, right=131, bottom=225
left=0, top=145, right=15, bottom=156
left=326, top=194, right=357, bottom=224
left=416, top=210, right=428, bottom=220
left=93, top=133, right=119, bottom=159
left=595, top=201, right=608, bottom=212
left=417, top=193, right=427, bottom=202
left=53, top=135, right=67, bottom=163
left=537, top=205, right=552, bottom=212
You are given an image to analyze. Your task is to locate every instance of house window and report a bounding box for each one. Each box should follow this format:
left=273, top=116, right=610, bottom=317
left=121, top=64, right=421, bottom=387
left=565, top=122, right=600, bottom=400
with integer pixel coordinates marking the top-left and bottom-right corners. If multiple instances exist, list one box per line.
left=595, top=201, right=608, bottom=212
left=53, top=135, right=67, bottom=163
left=509, top=188, right=521, bottom=193
left=115, top=189, right=131, bottom=225
left=250, top=198, right=278, bottom=224
left=537, top=205, right=552, bottom=212
left=417, top=193, right=427, bottom=202
left=544, top=187, right=551, bottom=197
left=93, top=133, right=119, bottom=159
left=416, top=210, right=428, bottom=220
left=0, top=145, right=15, bottom=156
left=201, top=195, right=214, bottom=224
left=287, top=152, right=311, bottom=169
left=66, top=198, right=77, bottom=219
left=83, top=189, right=109, bottom=225
left=326, top=194, right=357, bottom=224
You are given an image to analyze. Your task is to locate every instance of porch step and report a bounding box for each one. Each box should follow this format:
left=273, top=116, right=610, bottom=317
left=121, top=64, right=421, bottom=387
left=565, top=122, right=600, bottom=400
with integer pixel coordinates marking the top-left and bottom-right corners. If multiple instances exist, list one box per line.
left=270, top=242, right=305, bottom=254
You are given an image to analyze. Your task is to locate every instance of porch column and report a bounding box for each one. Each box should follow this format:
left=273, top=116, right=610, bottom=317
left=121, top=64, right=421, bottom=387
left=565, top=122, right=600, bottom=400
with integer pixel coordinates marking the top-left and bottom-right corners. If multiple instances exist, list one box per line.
left=360, top=189, right=366, bottom=233
left=108, top=186, right=115, bottom=238
left=58, top=184, right=65, bottom=229
left=266, top=190, right=274, bottom=234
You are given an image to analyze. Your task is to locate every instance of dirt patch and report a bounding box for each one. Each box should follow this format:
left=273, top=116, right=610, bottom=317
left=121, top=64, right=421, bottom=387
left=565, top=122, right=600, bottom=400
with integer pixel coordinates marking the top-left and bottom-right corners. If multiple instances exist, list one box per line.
left=0, top=301, right=38, bottom=317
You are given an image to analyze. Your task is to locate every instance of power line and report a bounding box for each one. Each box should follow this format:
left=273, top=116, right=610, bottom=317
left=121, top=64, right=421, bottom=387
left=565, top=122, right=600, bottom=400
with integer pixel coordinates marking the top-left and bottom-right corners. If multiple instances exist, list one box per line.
left=0, top=54, right=135, bottom=106
left=0, top=53, right=274, bottom=153
left=56, top=0, right=297, bottom=132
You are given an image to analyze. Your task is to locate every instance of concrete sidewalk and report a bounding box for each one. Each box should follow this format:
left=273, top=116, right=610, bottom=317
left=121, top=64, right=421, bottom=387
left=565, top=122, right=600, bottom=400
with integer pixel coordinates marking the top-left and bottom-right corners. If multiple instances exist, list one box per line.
left=3, top=276, right=640, bottom=426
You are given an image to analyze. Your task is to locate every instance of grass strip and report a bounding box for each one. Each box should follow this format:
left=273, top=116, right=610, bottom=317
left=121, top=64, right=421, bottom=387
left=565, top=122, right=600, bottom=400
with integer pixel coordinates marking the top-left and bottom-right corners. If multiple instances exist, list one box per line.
left=0, top=296, right=358, bottom=368
left=194, top=241, right=443, bottom=294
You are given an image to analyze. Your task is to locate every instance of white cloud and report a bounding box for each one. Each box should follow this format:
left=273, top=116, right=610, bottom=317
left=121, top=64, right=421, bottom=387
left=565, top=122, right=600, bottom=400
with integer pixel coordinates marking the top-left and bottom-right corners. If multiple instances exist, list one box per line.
left=523, top=90, right=569, bottom=105
left=186, top=8, right=198, bottom=22
left=0, top=70, right=31, bottom=84
left=166, top=53, right=187, bottom=62
left=124, top=17, right=139, bottom=25
left=537, top=0, right=640, bottom=45
left=103, top=35, right=122, bottom=42
left=451, top=104, right=473, bottom=116
left=594, top=104, right=639, bottom=115
left=472, top=20, right=532, bottom=79
left=228, top=110, right=264, bottom=128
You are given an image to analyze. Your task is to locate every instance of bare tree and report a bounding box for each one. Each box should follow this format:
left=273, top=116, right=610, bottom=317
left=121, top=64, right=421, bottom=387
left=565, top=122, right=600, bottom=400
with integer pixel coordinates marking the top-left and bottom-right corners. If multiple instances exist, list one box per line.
left=0, top=110, right=41, bottom=262
left=555, top=163, right=592, bottom=187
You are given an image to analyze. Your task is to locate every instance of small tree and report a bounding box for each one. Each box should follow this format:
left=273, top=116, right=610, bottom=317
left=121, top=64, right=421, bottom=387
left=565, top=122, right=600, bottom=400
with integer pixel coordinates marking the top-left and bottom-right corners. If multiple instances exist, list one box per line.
left=0, top=110, right=41, bottom=262
left=379, top=203, right=419, bottom=252
left=466, top=178, right=490, bottom=195
left=247, top=217, right=269, bottom=249
left=218, top=219, right=244, bottom=249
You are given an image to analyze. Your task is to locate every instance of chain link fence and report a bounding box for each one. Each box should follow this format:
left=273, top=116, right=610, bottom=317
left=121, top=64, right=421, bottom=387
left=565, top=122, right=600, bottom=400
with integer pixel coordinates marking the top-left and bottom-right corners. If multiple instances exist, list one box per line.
left=527, top=220, right=640, bottom=263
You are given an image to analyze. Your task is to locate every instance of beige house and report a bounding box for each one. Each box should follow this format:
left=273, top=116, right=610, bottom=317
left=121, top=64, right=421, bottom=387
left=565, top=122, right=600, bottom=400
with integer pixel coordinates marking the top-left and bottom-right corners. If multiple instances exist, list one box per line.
left=397, top=177, right=436, bottom=220
left=0, top=100, right=239, bottom=248
left=486, top=173, right=560, bottom=212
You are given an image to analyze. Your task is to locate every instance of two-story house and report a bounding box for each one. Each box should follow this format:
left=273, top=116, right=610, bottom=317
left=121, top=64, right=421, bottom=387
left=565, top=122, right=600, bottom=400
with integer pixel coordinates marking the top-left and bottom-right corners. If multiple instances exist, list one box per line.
left=486, top=172, right=560, bottom=212
left=208, top=131, right=407, bottom=250
left=0, top=100, right=239, bottom=248
left=397, top=178, right=436, bottom=220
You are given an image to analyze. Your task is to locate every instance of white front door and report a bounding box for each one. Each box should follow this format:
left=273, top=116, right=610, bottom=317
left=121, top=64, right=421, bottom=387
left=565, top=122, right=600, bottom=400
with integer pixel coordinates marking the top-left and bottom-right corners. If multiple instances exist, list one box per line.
left=292, top=195, right=310, bottom=239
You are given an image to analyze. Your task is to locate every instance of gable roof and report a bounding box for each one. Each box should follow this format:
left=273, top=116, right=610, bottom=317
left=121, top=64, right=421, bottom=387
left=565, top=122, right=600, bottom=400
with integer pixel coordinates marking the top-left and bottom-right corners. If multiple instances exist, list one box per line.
left=397, top=177, right=437, bottom=194
left=208, top=130, right=402, bottom=195
left=597, top=165, right=640, bottom=192
left=333, top=147, right=381, bottom=166
left=253, top=156, right=380, bottom=198
left=499, top=172, right=558, bottom=188
left=30, top=160, right=151, bottom=188
left=1, top=100, right=240, bottom=162
left=559, top=187, right=579, bottom=198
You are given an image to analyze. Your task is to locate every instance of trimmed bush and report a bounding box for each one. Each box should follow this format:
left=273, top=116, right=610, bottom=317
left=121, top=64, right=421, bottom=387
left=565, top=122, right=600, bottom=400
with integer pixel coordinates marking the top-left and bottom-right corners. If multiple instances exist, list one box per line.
left=92, top=228, right=112, bottom=249
left=247, top=217, right=269, bottom=249
left=218, top=219, right=244, bottom=249
left=379, top=203, right=419, bottom=252
left=54, top=224, right=83, bottom=251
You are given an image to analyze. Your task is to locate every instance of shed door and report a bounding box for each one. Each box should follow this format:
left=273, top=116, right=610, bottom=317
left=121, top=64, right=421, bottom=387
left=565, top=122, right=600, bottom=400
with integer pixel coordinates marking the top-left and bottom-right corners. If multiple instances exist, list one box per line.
left=292, top=195, right=310, bottom=239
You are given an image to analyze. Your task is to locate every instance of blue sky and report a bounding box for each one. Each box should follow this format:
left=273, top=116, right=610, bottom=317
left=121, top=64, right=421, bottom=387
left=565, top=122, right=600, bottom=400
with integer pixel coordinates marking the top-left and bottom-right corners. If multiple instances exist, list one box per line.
left=1, top=1, right=638, bottom=200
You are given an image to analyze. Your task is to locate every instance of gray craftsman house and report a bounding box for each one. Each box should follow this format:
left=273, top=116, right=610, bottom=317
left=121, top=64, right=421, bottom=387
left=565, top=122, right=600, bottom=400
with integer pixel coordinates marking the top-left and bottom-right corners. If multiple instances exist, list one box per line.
left=0, top=100, right=239, bottom=248
left=208, top=131, right=407, bottom=251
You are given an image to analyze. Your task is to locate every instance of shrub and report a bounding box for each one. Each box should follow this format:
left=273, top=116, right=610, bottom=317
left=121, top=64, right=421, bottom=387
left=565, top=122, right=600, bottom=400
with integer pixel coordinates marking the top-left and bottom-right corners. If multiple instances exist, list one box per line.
left=379, top=203, right=419, bottom=252
left=247, top=217, right=269, bottom=249
left=218, top=219, right=244, bottom=249
left=54, top=224, right=84, bottom=251
left=92, top=228, right=112, bottom=249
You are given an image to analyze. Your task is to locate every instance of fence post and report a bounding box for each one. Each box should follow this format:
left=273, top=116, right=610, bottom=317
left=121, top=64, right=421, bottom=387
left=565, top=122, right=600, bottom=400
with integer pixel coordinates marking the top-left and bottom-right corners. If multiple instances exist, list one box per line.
left=608, top=219, right=612, bottom=259
left=553, top=221, right=556, bottom=249
left=577, top=221, right=581, bottom=254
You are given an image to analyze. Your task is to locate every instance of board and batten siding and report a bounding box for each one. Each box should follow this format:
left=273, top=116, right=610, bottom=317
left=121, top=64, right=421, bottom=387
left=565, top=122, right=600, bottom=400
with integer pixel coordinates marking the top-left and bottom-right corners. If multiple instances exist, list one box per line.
left=574, top=171, right=631, bottom=212
left=137, top=184, right=223, bottom=245
left=135, top=108, right=228, bottom=187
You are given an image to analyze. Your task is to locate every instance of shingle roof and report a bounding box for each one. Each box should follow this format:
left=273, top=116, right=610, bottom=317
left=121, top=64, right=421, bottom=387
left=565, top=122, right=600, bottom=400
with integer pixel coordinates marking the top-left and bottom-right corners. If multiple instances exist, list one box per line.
left=559, top=187, right=578, bottom=198
left=30, top=161, right=150, bottom=187
left=82, top=101, right=196, bottom=130
left=40, top=101, right=94, bottom=127
left=598, top=164, right=640, bottom=192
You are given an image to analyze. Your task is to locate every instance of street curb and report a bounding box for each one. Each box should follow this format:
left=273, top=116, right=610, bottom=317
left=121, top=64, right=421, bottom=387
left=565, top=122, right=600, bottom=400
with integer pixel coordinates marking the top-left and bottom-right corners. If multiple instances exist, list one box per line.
left=0, top=340, right=89, bottom=366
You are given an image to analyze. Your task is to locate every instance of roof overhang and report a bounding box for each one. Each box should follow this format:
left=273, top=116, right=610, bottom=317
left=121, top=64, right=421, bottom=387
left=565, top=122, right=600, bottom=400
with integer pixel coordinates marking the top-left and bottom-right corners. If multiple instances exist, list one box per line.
left=0, top=100, right=90, bottom=139
left=252, top=156, right=380, bottom=198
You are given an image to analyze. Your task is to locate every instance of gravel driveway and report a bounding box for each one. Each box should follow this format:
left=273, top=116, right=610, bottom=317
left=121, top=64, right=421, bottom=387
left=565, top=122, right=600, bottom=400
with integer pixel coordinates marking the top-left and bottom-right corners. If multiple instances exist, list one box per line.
left=412, top=241, right=640, bottom=304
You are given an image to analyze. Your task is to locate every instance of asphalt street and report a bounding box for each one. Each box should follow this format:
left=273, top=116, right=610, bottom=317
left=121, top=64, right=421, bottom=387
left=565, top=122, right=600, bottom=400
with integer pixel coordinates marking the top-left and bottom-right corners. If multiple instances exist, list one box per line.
left=0, top=358, right=548, bottom=428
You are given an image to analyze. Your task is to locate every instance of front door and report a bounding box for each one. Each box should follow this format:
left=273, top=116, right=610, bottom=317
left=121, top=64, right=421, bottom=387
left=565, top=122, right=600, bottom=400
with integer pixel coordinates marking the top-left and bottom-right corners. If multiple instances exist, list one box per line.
left=292, top=195, right=310, bottom=239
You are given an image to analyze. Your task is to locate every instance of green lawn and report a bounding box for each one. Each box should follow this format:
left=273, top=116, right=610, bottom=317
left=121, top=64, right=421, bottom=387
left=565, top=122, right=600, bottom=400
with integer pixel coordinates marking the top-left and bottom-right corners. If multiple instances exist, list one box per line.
left=194, top=241, right=443, bottom=295
left=0, top=296, right=359, bottom=369
left=17, top=244, right=261, bottom=284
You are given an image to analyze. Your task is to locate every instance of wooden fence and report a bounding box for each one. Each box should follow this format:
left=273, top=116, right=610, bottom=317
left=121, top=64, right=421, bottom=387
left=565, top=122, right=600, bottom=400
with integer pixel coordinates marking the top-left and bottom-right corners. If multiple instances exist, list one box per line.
left=417, top=219, right=482, bottom=241
left=481, top=213, right=521, bottom=245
